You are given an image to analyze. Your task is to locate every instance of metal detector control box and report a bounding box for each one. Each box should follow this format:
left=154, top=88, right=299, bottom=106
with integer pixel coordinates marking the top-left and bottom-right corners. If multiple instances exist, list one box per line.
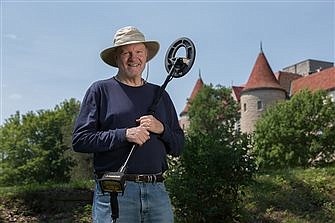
left=98, top=172, right=126, bottom=193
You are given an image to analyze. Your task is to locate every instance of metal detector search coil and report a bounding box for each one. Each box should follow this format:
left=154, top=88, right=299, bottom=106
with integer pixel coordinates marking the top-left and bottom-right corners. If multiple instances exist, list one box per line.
left=165, top=37, right=196, bottom=78
left=148, top=37, right=196, bottom=114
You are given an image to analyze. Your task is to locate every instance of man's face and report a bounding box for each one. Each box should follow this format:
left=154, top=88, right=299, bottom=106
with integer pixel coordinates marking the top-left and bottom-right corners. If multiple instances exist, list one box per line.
left=116, top=43, right=148, bottom=78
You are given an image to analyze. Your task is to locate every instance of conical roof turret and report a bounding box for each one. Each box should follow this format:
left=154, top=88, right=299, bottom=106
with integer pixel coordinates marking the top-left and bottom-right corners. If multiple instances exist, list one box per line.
left=242, top=50, right=284, bottom=93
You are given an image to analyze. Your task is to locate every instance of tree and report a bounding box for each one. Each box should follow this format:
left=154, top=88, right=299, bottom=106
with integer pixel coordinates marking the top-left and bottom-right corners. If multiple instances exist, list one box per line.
left=0, top=98, right=80, bottom=185
left=167, top=84, right=256, bottom=222
left=253, top=89, right=335, bottom=169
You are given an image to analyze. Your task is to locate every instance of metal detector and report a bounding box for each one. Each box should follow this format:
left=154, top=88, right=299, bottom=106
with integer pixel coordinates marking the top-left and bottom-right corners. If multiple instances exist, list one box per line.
left=98, top=37, right=196, bottom=223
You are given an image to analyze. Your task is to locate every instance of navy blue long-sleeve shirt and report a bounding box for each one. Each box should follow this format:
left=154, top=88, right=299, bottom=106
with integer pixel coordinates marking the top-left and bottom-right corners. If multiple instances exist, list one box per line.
left=72, top=77, right=184, bottom=174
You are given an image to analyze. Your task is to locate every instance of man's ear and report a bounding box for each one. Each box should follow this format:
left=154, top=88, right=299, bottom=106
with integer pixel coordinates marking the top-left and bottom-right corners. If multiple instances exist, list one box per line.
left=145, top=46, right=149, bottom=61
left=115, top=55, right=119, bottom=67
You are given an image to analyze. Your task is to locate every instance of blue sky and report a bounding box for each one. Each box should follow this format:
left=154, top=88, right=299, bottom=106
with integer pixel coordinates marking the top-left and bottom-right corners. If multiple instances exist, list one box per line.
left=1, top=0, right=334, bottom=125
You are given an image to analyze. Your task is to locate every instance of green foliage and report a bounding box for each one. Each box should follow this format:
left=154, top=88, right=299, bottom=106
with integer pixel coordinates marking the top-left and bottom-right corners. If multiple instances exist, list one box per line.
left=167, top=84, right=256, bottom=222
left=73, top=204, right=92, bottom=223
left=0, top=98, right=80, bottom=186
left=253, top=89, right=335, bottom=169
left=187, top=84, right=240, bottom=136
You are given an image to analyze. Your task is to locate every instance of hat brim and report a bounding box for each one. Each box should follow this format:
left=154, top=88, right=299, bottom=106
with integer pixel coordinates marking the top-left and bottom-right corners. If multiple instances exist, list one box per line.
left=100, top=41, right=160, bottom=67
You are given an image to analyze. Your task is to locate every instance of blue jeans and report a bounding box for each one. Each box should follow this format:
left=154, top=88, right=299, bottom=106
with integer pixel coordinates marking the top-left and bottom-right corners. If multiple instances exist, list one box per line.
left=92, top=181, right=174, bottom=223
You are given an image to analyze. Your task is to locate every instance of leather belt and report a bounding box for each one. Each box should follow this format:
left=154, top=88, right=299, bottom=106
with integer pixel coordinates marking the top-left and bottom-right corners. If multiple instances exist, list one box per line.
left=95, top=172, right=164, bottom=183
left=125, top=174, right=164, bottom=183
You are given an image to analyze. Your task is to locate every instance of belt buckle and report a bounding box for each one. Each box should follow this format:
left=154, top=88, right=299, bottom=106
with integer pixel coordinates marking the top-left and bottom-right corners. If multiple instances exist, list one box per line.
left=134, top=174, right=157, bottom=183
left=135, top=175, right=143, bottom=183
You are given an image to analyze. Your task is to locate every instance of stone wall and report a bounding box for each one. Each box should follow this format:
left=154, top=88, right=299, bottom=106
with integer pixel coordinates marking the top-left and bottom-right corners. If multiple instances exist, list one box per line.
left=19, top=188, right=93, bottom=212
left=240, top=88, right=286, bottom=133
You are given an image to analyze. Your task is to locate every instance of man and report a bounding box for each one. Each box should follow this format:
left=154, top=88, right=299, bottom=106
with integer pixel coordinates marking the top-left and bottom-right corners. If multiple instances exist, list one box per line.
left=72, top=26, right=184, bottom=223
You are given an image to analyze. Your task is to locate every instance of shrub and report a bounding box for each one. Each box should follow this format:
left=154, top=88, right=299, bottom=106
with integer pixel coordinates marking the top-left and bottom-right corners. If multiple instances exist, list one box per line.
left=167, top=85, right=256, bottom=222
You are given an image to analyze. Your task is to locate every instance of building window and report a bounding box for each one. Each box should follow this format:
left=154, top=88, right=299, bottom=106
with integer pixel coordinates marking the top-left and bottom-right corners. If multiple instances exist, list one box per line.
left=243, top=103, right=247, bottom=112
left=257, top=100, right=263, bottom=110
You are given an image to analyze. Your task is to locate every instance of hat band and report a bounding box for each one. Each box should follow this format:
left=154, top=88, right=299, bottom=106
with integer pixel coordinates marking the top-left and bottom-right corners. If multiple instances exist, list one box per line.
left=114, top=33, right=145, bottom=47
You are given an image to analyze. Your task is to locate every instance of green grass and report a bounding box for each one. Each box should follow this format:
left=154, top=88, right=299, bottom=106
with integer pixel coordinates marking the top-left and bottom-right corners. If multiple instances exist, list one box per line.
left=241, top=165, right=335, bottom=222
left=0, top=179, right=94, bottom=197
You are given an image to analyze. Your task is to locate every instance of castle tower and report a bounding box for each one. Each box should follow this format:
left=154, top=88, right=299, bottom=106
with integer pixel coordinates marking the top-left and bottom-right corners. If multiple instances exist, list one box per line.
left=179, top=71, right=204, bottom=131
left=240, top=49, right=286, bottom=133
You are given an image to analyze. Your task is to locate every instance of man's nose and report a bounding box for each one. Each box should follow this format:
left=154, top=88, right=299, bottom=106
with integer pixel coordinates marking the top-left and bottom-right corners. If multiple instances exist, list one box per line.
left=128, top=52, right=135, bottom=59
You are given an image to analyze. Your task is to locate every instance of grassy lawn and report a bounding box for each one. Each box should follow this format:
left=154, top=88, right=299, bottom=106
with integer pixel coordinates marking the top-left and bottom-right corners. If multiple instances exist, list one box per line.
left=241, top=165, right=335, bottom=222
left=0, top=166, right=334, bottom=222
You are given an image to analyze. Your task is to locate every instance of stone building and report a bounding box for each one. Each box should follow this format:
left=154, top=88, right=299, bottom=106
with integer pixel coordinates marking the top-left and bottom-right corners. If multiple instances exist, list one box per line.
left=282, top=59, right=333, bottom=76
left=180, top=50, right=334, bottom=133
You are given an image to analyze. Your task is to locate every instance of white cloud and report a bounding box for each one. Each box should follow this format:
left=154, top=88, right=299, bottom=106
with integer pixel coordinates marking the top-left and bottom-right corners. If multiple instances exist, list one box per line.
left=5, top=34, right=18, bottom=40
left=9, top=94, right=22, bottom=100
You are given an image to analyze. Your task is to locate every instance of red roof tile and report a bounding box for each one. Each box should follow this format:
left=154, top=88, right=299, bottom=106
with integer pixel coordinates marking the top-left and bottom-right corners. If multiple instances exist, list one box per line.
left=291, top=67, right=335, bottom=95
left=242, top=52, right=285, bottom=93
left=231, top=85, right=244, bottom=102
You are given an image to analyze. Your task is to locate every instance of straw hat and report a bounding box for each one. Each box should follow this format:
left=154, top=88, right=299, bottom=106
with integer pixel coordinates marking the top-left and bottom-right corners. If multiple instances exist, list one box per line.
left=100, top=26, right=160, bottom=67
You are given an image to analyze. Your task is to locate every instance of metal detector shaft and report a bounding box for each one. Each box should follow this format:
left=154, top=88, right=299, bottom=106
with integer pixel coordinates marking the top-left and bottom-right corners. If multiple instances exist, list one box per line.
left=118, top=38, right=196, bottom=172
left=118, top=144, right=135, bottom=173
left=148, top=70, right=174, bottom=115
left=118, top=61, right=180, bottom=172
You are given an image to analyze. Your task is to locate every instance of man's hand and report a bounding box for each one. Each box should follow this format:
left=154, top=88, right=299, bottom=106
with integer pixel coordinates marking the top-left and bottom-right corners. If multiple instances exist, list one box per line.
left=126, top=126, right=150, bottom=146
left=136, top=115, right=164, bottom=134
left=126, top=115, right=164, bottom=146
